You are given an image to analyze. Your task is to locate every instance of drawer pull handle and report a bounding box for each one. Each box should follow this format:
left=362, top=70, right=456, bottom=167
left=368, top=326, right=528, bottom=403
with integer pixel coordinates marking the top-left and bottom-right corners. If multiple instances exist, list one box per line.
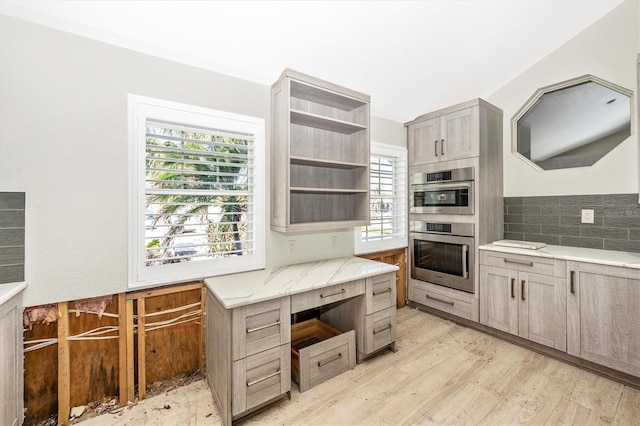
left=317, top=353, right=342, bottom=368
left=373, top=324, right=392, bottom=335
left=570, top=270, right=575, bottom=294
left=246, top=369, right=281, bottom=387
left=510, top=278, right=515, bottom=298
left=373, top=288, right=392, bottom=296
left=521, top=280, right=526, bottom=301
left=504, top=258, right=533, bottom=267
left=320, top=288, right=346, bottom=298
left=426, top=294, right=454, bottom=306
left=246, top=320, right=281, bottom=333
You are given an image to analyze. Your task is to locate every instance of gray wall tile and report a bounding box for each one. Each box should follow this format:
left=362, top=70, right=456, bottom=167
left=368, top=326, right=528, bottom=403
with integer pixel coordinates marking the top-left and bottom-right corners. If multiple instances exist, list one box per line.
left=0, top=229, right=24, bottom=247
left=0, top=192, right=25, bottom=281
left=0, top=210, right=25, bottom=228
left=605, top=239, right=640, bottom=252
left=0, top=247, right=25, bottom=265
left=604, top=194, right=638, bottom=206
left=504, top=197, right=523, bottom=206
left=504, top=193, right=638, bottom=253
left=0, top=265, right=24, bottom=284
left=0, top=192, right=25, bottom=209
left=560, top=236, right=604, bottom=249
left=581, top=227, right=628, bottom=240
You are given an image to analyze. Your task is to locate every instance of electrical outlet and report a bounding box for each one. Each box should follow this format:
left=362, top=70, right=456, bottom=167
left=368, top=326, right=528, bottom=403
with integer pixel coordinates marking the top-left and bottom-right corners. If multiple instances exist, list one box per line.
left=288, top=239, right=296, bottom=254
left=331, top=235, right=337, bottom=247
left=581, top=209, right=595, bottom=224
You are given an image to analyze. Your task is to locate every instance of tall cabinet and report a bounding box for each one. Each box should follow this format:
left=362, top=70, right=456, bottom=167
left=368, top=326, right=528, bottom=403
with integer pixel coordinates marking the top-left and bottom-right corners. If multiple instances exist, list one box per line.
left=406, top=99, right=503, bottom=322
left=271, top=69, right=370, bottom=233
left=1, top=286, right=25, bottom=426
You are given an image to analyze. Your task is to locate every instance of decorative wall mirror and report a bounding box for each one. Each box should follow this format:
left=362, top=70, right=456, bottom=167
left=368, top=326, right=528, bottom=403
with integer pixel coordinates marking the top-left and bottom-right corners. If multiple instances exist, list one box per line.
left=513, top=75, right=632, bottom=171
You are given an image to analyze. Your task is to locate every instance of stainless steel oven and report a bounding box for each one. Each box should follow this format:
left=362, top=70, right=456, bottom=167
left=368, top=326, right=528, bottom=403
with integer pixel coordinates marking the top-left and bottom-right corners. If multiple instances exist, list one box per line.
left=410, top=221, right=474, bottom=293
left=410, top=167, right=474, bottom=215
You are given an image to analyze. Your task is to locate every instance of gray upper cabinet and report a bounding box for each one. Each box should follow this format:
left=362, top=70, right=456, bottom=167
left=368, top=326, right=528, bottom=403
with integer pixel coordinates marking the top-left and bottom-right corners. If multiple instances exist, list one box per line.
left=407, top=100, right=497, bottom=165
left=271, top=69, right=370, bottom=233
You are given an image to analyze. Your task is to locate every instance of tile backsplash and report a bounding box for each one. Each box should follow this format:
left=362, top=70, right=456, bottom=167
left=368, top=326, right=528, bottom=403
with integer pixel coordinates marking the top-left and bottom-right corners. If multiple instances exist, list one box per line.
left=0, top=192, right=25, bottom=283
left=504, top=193, right=639, bottom=253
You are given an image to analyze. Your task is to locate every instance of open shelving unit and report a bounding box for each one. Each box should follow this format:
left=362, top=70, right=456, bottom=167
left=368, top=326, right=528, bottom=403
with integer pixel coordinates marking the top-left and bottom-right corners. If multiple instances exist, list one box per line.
left=271, top=69, right=370, bottom=232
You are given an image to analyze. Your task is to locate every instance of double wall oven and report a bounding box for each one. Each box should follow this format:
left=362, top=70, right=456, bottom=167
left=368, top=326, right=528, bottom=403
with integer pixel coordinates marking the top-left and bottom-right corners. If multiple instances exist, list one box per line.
left=409, top=166, right=475, bottom=294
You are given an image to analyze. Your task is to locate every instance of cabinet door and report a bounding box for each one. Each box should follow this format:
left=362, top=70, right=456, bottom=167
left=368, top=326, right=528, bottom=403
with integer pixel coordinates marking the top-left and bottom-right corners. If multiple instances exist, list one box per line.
left=518, top=272, right=567, bottom=351
left=479, top=265, right=517, bottom=335
left=0, top=294, right=22, bottom=426
left=567, top=262, right=640, bottom=377
left=441, top=107, right=479, bottom=160
left=408, top=118, right=439, bottom=164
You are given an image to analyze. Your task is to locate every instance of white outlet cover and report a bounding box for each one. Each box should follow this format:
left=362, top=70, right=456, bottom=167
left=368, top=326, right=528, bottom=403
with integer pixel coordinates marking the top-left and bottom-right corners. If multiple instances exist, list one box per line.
left=581, top=209, right=595, bottom=224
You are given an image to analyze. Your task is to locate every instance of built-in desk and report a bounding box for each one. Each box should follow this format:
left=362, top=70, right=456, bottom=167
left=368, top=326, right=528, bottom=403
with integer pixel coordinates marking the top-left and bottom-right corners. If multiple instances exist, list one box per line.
left=204, top=257, right=398, bottom=425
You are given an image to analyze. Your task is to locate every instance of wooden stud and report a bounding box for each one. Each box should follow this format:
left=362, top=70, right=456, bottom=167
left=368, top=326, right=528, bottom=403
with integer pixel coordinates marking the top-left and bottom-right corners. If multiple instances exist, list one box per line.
left=126, top=282, right=203, bottom=301
left=57, top=302, right=70, bottom=426
left=126, top=299, right=135, bottom=403
left=137, top=298, right=146, bottom=400
left=118, top=293, right=128, bottom=407
left=199, top=287, right=206, bottom=376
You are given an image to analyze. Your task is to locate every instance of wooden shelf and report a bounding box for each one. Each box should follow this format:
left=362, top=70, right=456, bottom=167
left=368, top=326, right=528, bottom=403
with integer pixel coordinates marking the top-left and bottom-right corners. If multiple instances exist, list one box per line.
left=290, top=187, right=368, bottom=194
left=290, top=156, right=367, bottom=170
left=291, top=80, right=366, bottom=111
left=290, top=110, right=366, bottom=134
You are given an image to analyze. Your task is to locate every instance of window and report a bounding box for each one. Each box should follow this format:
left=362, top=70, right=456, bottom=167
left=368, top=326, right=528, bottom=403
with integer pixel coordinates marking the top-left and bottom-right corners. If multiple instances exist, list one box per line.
left=129, top=95, right=265, bottom=288
left=354, top=142, right=407, bottom=255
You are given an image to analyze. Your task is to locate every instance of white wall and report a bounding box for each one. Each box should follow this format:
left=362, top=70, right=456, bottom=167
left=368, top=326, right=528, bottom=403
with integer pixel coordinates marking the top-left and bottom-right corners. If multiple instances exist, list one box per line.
left=488, top=0, right=639, bottom=197
left=0, top=16, right=405, bottom=306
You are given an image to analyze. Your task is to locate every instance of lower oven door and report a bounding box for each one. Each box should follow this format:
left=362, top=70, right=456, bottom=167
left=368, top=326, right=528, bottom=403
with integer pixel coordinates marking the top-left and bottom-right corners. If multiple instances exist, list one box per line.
left=410, top=232, right=474, bottom=293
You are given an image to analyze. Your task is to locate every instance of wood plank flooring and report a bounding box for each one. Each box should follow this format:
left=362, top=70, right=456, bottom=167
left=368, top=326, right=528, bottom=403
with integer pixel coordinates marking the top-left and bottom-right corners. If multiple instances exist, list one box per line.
left=80, top=307, right=639, bottom=425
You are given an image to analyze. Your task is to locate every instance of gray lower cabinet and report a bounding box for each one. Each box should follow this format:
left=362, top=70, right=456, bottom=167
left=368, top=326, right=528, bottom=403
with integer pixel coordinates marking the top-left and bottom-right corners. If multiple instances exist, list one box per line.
left=479, top=251, right=567, bottom=351
left=207, top=293, right=291, bottom=425
left=566, top=261, right=640, bottom=377
left=321, top=272, right=397, bottom=362
left=0, top=291, right=24, bottom=426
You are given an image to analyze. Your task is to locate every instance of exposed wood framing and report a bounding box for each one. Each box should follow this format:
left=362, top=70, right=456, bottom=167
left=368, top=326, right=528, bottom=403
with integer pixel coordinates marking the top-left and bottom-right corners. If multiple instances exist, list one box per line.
left=23, top=282, right=205, bottom=424
left=125, top=281, right=204, bottom=401
left=57, top=302, right=70, bottom=426
left=117, top=293, right=128, bottom=407
left=137, top=298, right=146, bottom=400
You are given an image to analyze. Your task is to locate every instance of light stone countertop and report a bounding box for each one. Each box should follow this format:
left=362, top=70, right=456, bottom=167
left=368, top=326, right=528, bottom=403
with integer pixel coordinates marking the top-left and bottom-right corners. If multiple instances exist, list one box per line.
left=479, top=242, right=640, bottom=270
left=0, top=281, right=27, bottom=306
left=204, top=256, right=399, bottom=309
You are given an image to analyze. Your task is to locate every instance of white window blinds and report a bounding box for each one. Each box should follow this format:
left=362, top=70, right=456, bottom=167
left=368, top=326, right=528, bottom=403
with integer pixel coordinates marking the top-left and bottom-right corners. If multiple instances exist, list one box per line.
left=129, top=96, right=265, bottom=287
left=354, top=142, right=407, bottom=254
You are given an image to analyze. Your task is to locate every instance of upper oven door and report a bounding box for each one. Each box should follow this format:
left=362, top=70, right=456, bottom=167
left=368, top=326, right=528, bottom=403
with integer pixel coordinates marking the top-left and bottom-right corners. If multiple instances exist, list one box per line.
left=410, top=181, right=474, bottom=214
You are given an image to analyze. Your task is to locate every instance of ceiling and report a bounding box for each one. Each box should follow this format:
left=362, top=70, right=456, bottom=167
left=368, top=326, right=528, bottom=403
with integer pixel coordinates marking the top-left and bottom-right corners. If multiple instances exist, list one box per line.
left=0, top=0, right=625, bottom=122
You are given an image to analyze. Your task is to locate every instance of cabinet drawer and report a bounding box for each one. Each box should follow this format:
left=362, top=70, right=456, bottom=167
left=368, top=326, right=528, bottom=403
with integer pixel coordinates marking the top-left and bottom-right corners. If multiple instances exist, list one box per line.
left=366, top=273, right=396, bottom=314
left=291, top=279, right=365, bottom=313
left=291, top=321, right=356, bottom=393
left=361, top=306, right=396, bottom=355
left=412, top=284, right=472, bottom=320
left=232, top=345, right=290, bottom=416
left=232, top=298, right=290, bottom=361
left=482, top=251, right=558, bottom=276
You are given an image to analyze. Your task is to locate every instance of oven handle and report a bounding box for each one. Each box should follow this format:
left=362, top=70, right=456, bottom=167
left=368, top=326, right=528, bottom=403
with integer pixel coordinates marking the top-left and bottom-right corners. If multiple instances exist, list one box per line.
left=462, top=245, right=469, bottom=279
left=413, top=181, right=472, bottom=191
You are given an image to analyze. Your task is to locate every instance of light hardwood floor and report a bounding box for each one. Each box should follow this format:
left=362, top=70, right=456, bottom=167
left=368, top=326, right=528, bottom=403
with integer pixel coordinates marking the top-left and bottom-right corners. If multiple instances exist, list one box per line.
left=80, top=307, right=639, bottom=425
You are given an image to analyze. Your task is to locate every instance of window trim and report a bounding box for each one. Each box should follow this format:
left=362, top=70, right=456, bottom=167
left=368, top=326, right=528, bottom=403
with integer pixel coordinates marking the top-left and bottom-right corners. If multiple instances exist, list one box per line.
left=128, top=95, right=265, bottom=289
left=354, top=141, right=408, bottom=255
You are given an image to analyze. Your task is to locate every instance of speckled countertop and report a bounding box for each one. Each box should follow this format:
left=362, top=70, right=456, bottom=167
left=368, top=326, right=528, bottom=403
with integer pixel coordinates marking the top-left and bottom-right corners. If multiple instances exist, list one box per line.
left=0, top=281, right=27, bottom=306
left=204, top=256, right=398, bottom=309
left=479, top=242, right=640, bottom=270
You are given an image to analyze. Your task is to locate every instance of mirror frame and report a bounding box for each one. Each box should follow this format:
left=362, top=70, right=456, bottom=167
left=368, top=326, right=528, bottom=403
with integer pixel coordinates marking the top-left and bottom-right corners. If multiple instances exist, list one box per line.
left=512, top=74, right=634, bottom=172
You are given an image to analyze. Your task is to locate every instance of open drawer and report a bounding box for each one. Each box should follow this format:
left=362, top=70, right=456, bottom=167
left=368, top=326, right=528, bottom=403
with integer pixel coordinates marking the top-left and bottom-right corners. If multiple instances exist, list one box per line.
left=291, top=319, right=356, bottom=392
